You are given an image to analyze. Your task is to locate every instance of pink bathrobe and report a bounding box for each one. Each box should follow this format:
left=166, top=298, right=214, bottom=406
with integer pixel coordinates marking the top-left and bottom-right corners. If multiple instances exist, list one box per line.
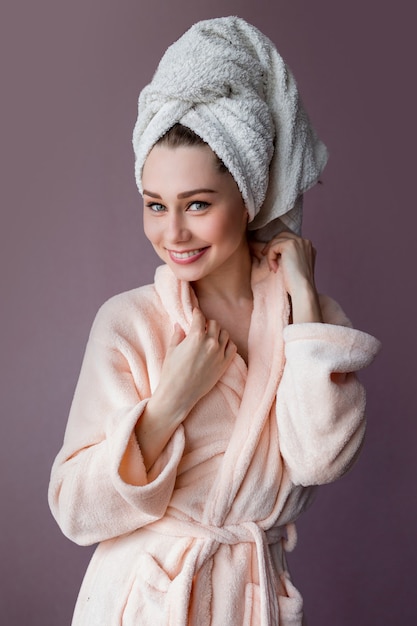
left=49, top=259, right=379, bottom=625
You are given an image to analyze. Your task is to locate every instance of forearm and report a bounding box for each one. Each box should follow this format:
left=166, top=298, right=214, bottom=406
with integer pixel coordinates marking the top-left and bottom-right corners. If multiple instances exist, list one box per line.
left=278, top=322, right=380, bottom=485
left=290, top=279, right=323, bottom=324
left=135, top=309, right=237, bottom=471
left=135, top=389, right=194, bottom=471
left=49, top=401, right=185, bottom=545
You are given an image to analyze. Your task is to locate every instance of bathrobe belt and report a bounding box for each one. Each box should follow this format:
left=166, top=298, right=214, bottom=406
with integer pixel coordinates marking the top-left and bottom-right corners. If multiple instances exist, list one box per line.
left=147, top=515, right=297, bottom=625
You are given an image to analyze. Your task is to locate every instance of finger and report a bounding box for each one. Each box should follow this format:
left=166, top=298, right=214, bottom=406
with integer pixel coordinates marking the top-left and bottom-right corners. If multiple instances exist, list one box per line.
left=224, top=337, right=237, bottom=359
left=269, top=256, right=279, bottom=273
left=190, top=307, right=207, bottom=333
left=169, top=323, right=185, bottom=347
left=265, top=231, right=301, bottom=249
left=206, top=318, right=221, bottom=339
left=264, top=248, right=280, bottom=273
left=218, top=327, right=230, bottom=348
left=248, top=240, right=265, bottom=261
left=260, top=239, right=274, bottom=256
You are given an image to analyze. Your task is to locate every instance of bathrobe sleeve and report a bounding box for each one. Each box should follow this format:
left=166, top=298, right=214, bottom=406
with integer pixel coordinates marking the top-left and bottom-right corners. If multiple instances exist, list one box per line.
left=276, top=295, right=380, bottom=486
left=48, top=292, right=185, bottom=546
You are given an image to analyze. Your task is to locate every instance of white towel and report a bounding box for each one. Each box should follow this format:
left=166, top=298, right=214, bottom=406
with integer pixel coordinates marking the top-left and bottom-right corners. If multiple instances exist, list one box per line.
left=132, top=16, right=328, bottom=238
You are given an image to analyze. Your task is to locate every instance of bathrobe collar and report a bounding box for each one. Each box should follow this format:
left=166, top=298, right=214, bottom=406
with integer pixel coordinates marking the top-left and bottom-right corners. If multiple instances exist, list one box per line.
left=153, top=259, right=291, bottom=624
left=154, top=258, right=290, bottom=524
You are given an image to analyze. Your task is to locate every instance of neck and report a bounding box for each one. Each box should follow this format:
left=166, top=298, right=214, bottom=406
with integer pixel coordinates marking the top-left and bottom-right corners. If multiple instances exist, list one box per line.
left=192, top=245, right=253, bottom=305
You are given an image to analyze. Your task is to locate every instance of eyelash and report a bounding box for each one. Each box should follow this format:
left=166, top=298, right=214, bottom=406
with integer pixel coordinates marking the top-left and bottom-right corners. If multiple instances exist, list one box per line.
left=145, top=201, right=210, bottom=213
left=146, top=202, right=166, bottom=213
left=188, top=201, right=209, bottom=211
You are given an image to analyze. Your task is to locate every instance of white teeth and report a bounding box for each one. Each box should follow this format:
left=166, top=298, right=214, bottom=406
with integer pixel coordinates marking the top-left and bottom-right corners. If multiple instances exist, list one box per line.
left=171, top=249, right=203, bottom=259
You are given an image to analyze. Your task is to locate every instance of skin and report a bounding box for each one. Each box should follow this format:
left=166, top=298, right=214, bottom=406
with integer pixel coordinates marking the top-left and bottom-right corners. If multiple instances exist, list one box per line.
left=135, top=143, right=322, bottom=470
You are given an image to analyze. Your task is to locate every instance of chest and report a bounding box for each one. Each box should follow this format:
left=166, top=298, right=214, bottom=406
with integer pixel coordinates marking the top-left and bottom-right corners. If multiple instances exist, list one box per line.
left=199, top=300, right=253, bottom=365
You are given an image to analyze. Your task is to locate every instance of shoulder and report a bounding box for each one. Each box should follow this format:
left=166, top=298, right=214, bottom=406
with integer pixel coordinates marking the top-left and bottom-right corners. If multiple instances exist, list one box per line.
left=84, top=264, right=189, bottom=353
left=89, top=283, right=165, bottom=344
left=96, top=283, right=158, bottom=319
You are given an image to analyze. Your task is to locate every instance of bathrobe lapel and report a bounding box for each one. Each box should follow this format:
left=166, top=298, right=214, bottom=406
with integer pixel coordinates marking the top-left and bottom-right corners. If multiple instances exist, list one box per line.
left=154, top=260, right=289, bottom=525
left=154, top=262, right=290, bottom=626
left=206, top=259, right=289, bottom=524
left=153, top=264, right=250, bottom=404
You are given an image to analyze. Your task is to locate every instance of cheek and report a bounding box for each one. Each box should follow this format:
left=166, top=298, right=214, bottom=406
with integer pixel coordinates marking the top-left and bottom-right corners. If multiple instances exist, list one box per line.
left=143, top=213, right=159, bottom=244
left=219, top=207, right=248, bottom=242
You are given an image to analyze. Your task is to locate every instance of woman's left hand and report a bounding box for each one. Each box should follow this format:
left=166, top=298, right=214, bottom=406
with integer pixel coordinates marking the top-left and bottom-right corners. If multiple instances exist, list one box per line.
left=260, top=232, right=316, bottom=294
left=253, top=232, right=323, bottom=323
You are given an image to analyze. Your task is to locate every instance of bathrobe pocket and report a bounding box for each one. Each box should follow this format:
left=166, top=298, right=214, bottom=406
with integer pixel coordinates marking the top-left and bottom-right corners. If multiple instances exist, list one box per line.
left=277, top=573, right=304, bottom=625
left=122, top=553, right=172, bottom=624
left=243, top=574, right=303, bottom=626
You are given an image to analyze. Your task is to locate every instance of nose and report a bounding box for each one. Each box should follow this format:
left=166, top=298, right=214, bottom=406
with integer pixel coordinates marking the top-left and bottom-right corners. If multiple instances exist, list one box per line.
left=166, top=211, right=191, bottom=244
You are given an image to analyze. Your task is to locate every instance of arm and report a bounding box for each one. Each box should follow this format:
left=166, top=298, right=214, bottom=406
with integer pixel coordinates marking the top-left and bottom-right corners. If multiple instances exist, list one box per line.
left=48, top=296, right=185, bottom=545
left=255, top=231, right=323, bottom=324
left=135, top=308, right=236, bottom=470
left=254, top=233, right=380, bottom=484
left=49, top=299, right=235, bottom=545
left=276, top=297, right=380, bottom=486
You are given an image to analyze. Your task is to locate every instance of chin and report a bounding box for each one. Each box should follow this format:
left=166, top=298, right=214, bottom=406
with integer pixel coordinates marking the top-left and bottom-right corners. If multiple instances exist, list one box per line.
left=167, top=264, right=206, bottom=282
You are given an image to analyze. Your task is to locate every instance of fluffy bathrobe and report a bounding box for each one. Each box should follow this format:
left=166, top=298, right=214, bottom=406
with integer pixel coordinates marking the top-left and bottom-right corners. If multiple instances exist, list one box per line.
left=49, top=259, right=379, bottom=625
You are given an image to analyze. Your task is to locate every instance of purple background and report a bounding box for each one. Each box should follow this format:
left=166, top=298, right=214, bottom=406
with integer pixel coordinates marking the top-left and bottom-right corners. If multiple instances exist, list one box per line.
left=1, top=1, right=416, bottom=624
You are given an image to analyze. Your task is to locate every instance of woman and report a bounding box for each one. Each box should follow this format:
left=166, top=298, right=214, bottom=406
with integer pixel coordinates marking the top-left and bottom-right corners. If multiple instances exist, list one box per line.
left=49, top=17, right=380, bottom=625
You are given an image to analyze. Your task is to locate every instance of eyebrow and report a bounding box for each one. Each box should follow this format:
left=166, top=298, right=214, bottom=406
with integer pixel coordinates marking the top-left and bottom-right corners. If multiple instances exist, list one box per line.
left=143, top=188, right=217, bottom=199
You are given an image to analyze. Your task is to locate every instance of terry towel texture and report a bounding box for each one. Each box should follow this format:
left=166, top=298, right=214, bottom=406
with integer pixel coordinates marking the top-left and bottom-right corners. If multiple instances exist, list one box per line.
left=49, top=16, right=381, bottom=625
left=49, top=260, right=380, bottom=625
left=132, top=16, right=328, bottom=238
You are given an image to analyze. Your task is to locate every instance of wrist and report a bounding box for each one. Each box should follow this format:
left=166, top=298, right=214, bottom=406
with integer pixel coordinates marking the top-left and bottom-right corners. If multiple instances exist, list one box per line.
left=148, top=384, right=196, bottom=427
left=135, top=391, right=190, bottom=471
left=289, top=280, right=323, bottom=324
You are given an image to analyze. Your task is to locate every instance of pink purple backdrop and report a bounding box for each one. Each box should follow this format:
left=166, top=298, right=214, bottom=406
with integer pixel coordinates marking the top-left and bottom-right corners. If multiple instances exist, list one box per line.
left=2, top=1, right=416, bottom=624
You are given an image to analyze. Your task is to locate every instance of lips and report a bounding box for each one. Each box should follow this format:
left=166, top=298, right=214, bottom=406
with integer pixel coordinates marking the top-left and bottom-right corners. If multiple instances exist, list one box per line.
left=168, top=247, right=209, bottom=264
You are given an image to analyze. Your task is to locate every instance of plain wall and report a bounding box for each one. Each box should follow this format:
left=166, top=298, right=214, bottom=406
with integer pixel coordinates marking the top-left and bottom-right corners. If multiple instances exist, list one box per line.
left=1, top=1, right=416, bottom=624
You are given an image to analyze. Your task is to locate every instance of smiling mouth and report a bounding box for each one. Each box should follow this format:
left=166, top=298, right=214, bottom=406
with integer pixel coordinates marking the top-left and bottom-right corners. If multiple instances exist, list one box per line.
left=170, top=248, right=205, bottom=259
left=168, top=247, right=209, bottom=264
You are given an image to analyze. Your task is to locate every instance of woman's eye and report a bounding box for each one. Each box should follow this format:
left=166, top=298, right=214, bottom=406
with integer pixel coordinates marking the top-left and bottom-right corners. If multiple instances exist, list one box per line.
left=188, top=201, right=209, bottom=211
left=146, top=202, right=166, bottom=213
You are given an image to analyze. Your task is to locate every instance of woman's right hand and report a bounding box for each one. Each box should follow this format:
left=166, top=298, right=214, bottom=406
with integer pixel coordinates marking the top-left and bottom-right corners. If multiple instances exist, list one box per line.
left=159, top=307, right=237, bottom=410
left=135, top=308, right=236, bottom=470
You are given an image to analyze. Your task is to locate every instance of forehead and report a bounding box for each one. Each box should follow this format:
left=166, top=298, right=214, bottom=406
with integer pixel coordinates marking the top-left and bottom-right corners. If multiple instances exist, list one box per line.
left=143, top=144, right=220, bottom=182
left=141, top=143, right=244, bottom=205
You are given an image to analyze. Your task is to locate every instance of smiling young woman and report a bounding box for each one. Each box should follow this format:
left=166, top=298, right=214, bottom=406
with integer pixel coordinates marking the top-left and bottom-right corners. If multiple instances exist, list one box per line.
left=137, top=133, right=255, bottom=469
left=49, top=17, right=380, bottom=626
left=142, top=140, right=250, bottom=289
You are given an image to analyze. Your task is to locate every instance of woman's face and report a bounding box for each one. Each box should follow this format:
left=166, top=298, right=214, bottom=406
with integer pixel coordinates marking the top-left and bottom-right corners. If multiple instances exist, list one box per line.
left=142, top=143, right=248, bottom=284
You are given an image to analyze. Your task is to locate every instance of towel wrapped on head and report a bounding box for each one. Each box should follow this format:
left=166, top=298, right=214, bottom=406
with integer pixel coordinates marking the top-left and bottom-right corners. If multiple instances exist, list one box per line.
left=132, top=16, right=328, bottom=239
